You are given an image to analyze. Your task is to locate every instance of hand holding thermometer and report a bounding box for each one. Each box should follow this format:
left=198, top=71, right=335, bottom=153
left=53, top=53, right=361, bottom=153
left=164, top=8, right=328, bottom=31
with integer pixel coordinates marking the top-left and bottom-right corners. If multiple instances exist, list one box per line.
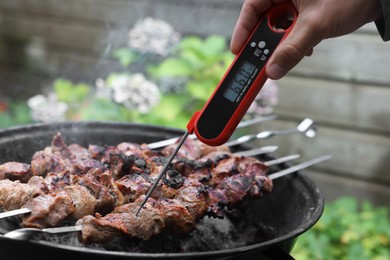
left=136, top=2, right=298, bottom=216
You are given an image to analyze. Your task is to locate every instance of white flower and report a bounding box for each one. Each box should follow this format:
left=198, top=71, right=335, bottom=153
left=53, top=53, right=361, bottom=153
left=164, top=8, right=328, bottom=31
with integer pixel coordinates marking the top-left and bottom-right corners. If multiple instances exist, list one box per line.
left=108, top=73, right=161, bottom=114
left=27, top=93, right=68, bottom=123
left=95, top=78, right=113, bottom=100
left=128, top=17, right=180, bottom=56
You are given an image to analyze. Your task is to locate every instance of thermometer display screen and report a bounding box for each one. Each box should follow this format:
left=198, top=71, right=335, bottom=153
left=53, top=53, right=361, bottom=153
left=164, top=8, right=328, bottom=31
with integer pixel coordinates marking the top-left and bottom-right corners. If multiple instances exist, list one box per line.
left=223, top=61, right=257, bottom=102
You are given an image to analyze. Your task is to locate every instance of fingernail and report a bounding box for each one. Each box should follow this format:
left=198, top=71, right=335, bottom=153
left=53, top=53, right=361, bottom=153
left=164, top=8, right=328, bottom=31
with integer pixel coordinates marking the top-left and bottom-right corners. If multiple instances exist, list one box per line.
left=267, top=64, right=287, bottom=79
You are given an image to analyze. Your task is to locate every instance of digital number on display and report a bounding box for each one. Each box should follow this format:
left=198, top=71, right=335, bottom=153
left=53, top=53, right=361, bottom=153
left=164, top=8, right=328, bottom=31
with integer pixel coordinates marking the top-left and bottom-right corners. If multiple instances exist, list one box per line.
left=223, top=61, right=257, bottom=102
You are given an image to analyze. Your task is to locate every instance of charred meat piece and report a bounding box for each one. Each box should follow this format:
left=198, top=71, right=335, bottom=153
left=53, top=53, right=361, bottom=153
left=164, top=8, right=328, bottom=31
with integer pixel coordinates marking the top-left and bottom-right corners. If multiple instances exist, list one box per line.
left=19, top=184, right=96, bottom=227
left=77, top=195, right=195, bottom=244
left=64, top=185, right=97, bottom=220
left=108, top=153, right=135, bottom=179
left=0, top=176, right=53, bottom=211
left=31, top=133, right=106, bottom=177
left=115, top=173, right=151, bottom=203
left=44, top=170, right=73, bottom=191
left=0, top=162, right=32, bottom=182
left=19, top=169, right=124, bottom=227
left=161, top=137, right=202, bottom=160
left=30, top=150, right=72, bottom=177
left=77, top=169, right=116, bottom=214
left=22, top=190, right=75, bottom=228
left=209, top=157, right=240, bottom=185
left=207, top=157, right=271, bottom=217
left=0, top=179, right=37, bottom=210
left=0, top=169, right=116, bottom=227
left=78, top=196, right=166, bottom=243
left=175, top=181, right=209, bottom=221
left=68, top=143, right=90, bottom=159
left=239, top=157, right=273, bottom=194
left=117, top=142, right=160, bottom=159
left=51, top=133, right=74, bottom=159
left=27, top=176, right=50, bottom=195
left=19, top=171, right=115, bottom=228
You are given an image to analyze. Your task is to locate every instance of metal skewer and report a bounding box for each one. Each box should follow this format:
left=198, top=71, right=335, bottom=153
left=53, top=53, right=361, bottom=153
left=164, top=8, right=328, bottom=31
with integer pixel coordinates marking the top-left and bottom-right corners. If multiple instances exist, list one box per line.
left=1, top=154, right=332, bottom=240
left=268, top=154, right=332, bottom=180
left=0, top=208, right=30, bottom=218
left=264, top=154, right=300, bottom=166
left=2, top=225, right=82, bottom=240
left=224, top=118, right=317, bottom=147
left=233, top=145, right=278, bottom=157
left=147, top=115, right=277, bottom=150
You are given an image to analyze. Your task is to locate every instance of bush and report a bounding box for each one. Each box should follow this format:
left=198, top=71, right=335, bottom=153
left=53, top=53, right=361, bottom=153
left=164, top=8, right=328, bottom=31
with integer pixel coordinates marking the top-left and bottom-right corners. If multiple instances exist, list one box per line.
left=291, top=197, right=390, bottom=260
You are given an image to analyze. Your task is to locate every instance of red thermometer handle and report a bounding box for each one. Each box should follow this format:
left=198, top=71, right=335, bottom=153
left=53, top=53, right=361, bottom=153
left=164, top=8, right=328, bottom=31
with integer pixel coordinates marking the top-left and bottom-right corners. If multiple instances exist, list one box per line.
left=186, top=2, right=297, bottom=146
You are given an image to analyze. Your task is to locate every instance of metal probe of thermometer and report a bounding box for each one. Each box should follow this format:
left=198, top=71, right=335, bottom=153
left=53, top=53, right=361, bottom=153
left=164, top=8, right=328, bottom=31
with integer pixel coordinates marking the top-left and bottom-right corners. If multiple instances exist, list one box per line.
left=136, top=2, right=298, bottom=216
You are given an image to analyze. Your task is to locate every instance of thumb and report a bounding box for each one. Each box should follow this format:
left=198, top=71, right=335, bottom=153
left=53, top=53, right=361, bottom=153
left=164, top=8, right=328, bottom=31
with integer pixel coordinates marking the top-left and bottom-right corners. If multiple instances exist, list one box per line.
left=266, top=16, right=321, bottom=79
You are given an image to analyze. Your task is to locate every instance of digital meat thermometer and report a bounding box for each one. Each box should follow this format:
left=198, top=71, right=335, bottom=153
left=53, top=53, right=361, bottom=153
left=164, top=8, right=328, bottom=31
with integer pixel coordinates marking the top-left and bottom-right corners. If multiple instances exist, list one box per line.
left=136, top=2, right=297, bottom=215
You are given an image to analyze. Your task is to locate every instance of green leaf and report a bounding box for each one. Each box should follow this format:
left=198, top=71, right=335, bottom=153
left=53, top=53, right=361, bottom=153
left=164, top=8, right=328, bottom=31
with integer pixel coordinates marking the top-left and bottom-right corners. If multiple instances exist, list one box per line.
left=148, top=58, right=193, bottom=77
left=201, top=35, right=227, bottom=56
left=112, top=48, right=137, bottom=67
left=178, top=36, right=203, bottom=51
left=53, top=79, right=91, bottom=104
left=179, top=49, right=205, bottom=69
left=135, top=94, right=191, bottom=128
left=186, top=80, right=215, bottom=101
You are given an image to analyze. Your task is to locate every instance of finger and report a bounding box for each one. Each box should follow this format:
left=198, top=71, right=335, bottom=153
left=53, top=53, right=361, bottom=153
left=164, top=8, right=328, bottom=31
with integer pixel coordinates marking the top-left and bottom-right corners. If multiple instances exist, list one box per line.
left=230, top=0, right=274, bottom=54
left=266, top=16, right=323, bottom=79
left=306, top=48, right=314, bottom=56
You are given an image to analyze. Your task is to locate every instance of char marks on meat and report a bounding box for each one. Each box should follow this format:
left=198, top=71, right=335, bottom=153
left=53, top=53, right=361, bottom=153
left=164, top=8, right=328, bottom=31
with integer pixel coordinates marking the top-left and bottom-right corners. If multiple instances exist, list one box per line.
left=0, top=132, right=273, bottom=244
left=22, top=190, right=75, bottom=228
left=0, top=179, right=37, bottom=210
left=0, top=162, right=32, bottom=182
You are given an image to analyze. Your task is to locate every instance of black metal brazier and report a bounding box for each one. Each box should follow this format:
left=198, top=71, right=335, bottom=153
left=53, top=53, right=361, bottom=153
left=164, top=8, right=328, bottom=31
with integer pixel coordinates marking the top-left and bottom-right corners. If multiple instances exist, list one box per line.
left=0, top=121, right=324, bottom=260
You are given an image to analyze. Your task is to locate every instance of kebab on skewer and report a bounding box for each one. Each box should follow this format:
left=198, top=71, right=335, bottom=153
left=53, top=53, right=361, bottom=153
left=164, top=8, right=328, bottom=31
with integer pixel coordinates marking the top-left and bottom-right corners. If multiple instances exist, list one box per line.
left=76, top=155, right=271, bottom=244
left=0, top=132, right=273, bottom=242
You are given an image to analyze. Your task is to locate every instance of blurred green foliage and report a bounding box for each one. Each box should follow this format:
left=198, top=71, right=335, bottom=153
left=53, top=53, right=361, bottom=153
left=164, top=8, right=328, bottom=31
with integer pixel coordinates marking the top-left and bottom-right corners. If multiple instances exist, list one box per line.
left=54, top=78, right=90, bottom=104
left=291, top=197, right=390, bottom=260
left=53, top=78, right=91, bottom=120
left=112, top=47, right=138, bottom=67
left=0, top=35, right=234, bottom=129
left=137, top=35, right=234, bottom=128
left=0, top=101, right=33, bottom=128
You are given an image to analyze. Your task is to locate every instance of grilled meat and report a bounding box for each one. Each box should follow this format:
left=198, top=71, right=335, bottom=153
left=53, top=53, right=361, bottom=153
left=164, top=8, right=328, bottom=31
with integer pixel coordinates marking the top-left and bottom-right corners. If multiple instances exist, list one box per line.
left=0, top=179, right=37, bottom=210
left=75, top=155, right=271, bottom=244
left=77, top=195, right=196, bottom=243
left=29, top=133, right=106, bottom=178
left=0, top=132, right=272, bottom=242
left=22, top=190, right=75, bottom=228
left=0, top=162, right=32, bottom=182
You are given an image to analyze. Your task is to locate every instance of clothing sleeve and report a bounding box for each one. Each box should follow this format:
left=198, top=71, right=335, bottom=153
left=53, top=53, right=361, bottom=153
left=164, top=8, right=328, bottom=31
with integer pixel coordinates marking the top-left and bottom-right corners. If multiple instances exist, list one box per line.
left=376, top=0, right=390, bottom=41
